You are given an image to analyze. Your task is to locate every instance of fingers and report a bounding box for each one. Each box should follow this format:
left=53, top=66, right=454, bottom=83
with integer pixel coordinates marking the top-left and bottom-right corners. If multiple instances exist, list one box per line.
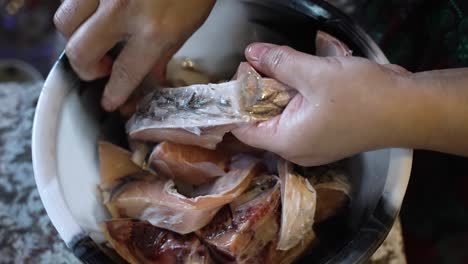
left=54, top=0, right=99, bottom=39
left=315, top=31, right=352, bottom=57
left=101, top=36, right=166, bottom=112
left=232, top=93, right=306, bottom=154
left=151, top=40, right=185, bottom=81
left=245, top=43, right=328, bottom=96
left=232, top=115, right=283, bottom=152
left=65, top=3, right=128, bottom=81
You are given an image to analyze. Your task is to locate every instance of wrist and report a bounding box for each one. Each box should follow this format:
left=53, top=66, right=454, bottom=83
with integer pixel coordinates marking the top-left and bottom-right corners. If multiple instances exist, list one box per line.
left=368, top=67, right=431, bottom=150
left=380, top=69, right=457, bottom=151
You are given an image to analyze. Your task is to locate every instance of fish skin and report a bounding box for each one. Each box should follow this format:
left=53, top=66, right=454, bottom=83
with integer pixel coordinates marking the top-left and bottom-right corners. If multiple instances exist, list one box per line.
left=106, top=154, right=261, bottom=234
left=262, top=231, right=318, bottom=264
left=126, top=63, right=293, bottom=149
left=277, top=159, right=317, bottom=251
left=130, top=125, right=235, bottom=150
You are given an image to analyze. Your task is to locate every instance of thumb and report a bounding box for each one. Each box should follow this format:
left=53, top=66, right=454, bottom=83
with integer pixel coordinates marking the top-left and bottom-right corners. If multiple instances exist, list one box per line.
left=245, top=43, right=326, bottom=95
left=231, top=115, right=283, bottom=153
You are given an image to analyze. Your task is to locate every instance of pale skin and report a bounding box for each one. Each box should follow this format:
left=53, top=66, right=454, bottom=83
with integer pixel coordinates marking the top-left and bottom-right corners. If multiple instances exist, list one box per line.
left=231, top=44, right=468, bottom=166
left=54, top=0, right=468, bottom=166
left=54, top=0, right=215, bottom=111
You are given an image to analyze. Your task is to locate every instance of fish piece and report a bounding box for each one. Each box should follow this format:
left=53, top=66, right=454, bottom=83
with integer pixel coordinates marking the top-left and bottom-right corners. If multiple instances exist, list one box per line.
left=277, top=159, right=317, bottom=251
left=126, top=63, right=294, bottom=149
left=98, top=141, right=154, bottom=217
left=309, top=169, right=351, bottom=223
left=197, top=175, right=281, bottom=263
left=101, top=219, right=212, bottom=264
left=99, top=141, right=145, bottom=189
left=130, top=125, right=235, bottom=150
left=262, top=231, right=317, bottom=264
left=148, top=141, right=231, bottom=185
left=315, top=30, right=352, bottom=57
left=119, top=58, right=215, bottom=119
left=107, top=155, right=261, bottom=234
left=129, top=141, right=152, bottom=168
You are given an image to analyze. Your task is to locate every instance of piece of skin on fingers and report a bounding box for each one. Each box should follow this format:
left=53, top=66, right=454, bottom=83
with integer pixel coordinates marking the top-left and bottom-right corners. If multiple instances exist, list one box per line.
left=54, top=0, right=216, bottom=112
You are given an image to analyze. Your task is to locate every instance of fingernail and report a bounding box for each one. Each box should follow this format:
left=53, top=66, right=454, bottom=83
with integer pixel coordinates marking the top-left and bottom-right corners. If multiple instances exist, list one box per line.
left=101, top=96, right=114, bottom=112
left=246, top=43, right=273, bottom=62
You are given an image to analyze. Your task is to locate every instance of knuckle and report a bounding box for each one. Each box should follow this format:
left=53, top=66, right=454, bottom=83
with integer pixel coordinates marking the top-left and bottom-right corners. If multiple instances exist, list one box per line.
left=53, top=11, right=65, bottom=31
left=65, top=44, right=83, bottom=68
left=112, top=62, right=138, bottom=86
left=141, top=21, right=161, bottom=40
left=65, top=44, right=94, bottom=80
left=53, top=5, right=72, bottom=34
left=262, top=46, right=294, bottom=75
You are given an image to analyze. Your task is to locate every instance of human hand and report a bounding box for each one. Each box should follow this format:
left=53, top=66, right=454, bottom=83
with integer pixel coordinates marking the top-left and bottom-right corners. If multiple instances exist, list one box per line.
left=232, top=41, right=413, bottom=166
left=54, top=0, right=215, bottom=111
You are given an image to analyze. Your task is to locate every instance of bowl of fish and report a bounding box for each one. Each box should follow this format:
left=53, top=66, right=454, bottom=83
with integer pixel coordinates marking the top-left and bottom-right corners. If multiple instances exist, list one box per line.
left=32, top=0, right=413, bottom=263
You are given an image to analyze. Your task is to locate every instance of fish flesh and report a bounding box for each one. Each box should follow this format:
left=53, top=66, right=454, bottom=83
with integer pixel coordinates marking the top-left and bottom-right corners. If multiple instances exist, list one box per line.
left=104, top=154, right=262, bottom=234
left=126, top=63, right=294, bottom=149
left=196, top=175, right=281, bottom=263
left=119, top=58, right=214, bottom=119
left=309, top=169, right=351, bottom=223
left=98, top=141, right=155, bottom=217
left=277, top=159, right=317, bottom=251
left=101, top=219, right=212, bottom=264
left=148, top=141, right=231, bottom=185
left=262, top=231, right=317, bottom=264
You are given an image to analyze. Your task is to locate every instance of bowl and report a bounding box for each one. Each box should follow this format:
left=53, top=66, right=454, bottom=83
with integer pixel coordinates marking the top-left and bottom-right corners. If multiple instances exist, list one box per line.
left=32, top=0, right=412, bottom=263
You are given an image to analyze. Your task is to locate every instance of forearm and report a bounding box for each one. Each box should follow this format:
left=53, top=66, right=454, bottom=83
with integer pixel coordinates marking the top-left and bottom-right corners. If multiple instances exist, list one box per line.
left=393, top=68, right=468, bottom=156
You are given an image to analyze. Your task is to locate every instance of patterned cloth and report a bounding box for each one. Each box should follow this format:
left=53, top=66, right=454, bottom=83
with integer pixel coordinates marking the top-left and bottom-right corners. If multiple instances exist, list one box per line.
left=0, top=82, right=79, bottom=264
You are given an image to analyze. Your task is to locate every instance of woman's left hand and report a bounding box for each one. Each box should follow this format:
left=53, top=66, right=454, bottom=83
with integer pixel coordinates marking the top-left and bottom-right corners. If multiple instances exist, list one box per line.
left=54, top=0, right=215, bottom=111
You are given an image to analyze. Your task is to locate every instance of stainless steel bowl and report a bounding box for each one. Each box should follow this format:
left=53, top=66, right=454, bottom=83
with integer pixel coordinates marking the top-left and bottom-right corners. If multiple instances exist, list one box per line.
left=32, top=0, right=412, bottom=263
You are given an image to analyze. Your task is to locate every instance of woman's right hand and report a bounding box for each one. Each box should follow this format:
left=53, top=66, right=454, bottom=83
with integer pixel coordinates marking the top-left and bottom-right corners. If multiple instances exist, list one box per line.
left=54, top=0, right=215, bottom=112
left=233, top=43, right=417, bottom=166
left=233, top=39, right=468, bottom=165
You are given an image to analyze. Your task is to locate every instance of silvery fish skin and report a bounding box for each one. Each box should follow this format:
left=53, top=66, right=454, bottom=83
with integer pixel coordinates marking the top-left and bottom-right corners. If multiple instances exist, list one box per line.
left=126, top=64, right=294, bottom=141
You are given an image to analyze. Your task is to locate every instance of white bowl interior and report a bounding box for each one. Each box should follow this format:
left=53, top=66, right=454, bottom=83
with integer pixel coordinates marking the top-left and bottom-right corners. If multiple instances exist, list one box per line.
left=33, top=0, right=412, bottom=261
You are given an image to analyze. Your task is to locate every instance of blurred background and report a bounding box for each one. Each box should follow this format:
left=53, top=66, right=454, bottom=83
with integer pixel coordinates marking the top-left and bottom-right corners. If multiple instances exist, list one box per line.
left=0, top=0, right=63, bottom=76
